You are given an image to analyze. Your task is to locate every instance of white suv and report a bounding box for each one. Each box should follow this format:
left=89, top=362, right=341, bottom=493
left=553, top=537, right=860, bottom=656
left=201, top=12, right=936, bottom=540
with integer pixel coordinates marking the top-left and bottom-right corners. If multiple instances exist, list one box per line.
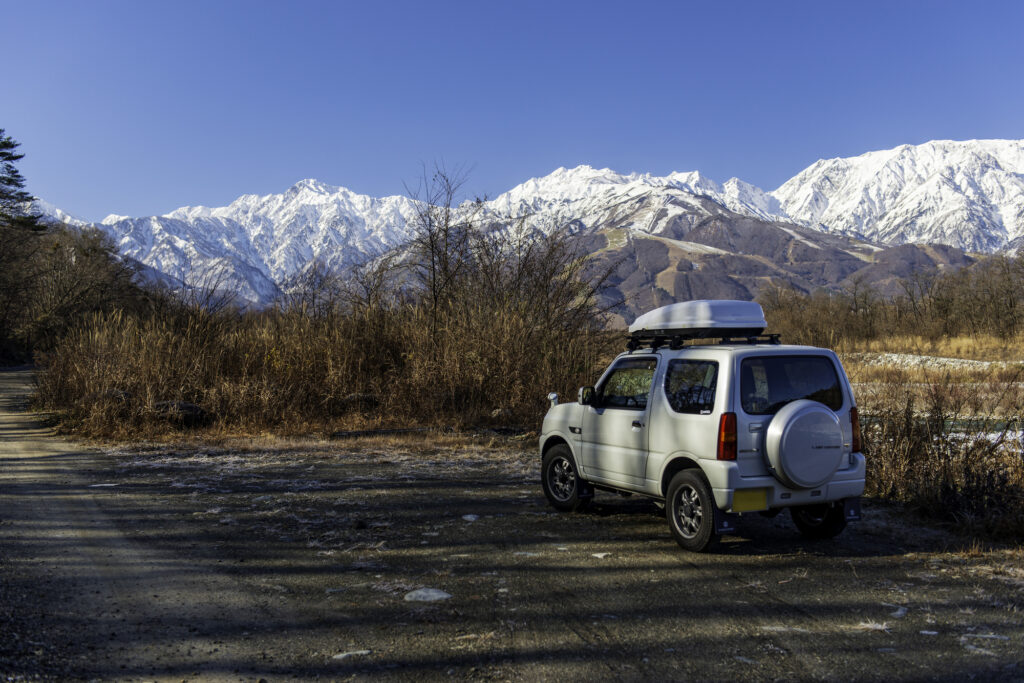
left=539, top=300, right=865, bottom=552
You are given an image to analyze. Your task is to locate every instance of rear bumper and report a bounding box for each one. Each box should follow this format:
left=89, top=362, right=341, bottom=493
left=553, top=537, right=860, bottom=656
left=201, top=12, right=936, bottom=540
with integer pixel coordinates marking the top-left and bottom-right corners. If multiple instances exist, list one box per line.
left=712, top=478, right=865, bottom=511
left=703, top=453, right=866, bottom=512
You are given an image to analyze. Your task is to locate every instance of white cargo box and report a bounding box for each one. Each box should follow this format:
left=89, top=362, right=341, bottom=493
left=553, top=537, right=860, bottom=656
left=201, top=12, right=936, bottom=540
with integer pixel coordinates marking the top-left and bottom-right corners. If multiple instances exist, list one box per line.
left=629, top=300, right=767, bottom=338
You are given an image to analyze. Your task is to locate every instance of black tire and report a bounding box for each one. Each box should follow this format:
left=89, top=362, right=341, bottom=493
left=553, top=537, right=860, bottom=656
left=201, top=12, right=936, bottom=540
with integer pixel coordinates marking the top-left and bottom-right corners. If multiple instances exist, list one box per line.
left=541, top=445, right=591, bottom=512
left=790, top=503, right=848, bottom=539
left=666, top=470, right=716, bottom=552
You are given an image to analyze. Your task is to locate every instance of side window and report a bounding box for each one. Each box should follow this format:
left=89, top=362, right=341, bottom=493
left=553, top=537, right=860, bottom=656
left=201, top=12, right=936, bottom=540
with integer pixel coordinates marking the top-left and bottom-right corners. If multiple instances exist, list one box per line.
left=599, top=358, right=657, bottom=409
left=740, top=356, right=843, bottom=415
left=665, top=360, right=719, bottom=414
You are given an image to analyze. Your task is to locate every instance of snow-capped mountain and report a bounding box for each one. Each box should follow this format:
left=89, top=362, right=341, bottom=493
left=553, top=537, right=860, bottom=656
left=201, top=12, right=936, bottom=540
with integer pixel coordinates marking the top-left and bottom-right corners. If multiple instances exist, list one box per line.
left=33, top=199, right=90, bottom=228
left=34, top=138, right=1022, bottom=306
left=773, top=139, right=1024, bottom=252
left=91, top=179, right=423, bottom=302
left=50, top=167, right=791, bottom=303
left=490, top=165, right=784, bottom=223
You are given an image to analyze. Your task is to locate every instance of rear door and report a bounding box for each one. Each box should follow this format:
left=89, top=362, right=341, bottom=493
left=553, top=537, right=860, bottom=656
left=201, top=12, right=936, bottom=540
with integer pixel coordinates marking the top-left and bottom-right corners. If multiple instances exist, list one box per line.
left=735, top=353, right=849, bottom=475
left=580, top=356, right=658, bottom=486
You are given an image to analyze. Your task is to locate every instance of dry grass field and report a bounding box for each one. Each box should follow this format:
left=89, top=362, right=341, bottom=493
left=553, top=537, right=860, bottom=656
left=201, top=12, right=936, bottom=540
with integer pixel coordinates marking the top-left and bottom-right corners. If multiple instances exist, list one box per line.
left=839, top=347, right=1024, bottom=539
left=30, top=246, right=1024, bottom=543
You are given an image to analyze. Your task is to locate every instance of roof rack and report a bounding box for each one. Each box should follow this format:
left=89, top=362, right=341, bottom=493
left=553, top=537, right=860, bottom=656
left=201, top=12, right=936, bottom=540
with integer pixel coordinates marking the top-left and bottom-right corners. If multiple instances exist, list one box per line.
left=626, top=331, right=781, bottom=352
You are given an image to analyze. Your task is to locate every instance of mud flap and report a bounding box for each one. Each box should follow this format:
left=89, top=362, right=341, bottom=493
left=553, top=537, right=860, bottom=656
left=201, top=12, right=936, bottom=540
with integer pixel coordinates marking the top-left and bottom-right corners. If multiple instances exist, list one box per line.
left=843, top=497, right=862, bottom=521
left=714, top=507, right=739, bottom=535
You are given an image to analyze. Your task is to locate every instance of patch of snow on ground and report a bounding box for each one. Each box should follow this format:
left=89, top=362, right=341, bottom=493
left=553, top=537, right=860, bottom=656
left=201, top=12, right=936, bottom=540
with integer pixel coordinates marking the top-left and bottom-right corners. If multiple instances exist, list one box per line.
left=647, top=235, right=729, bottom=255
left=846, top=352, right=1021, bottom=371
left=778, top=226, right=822, bottom=250
left=404, top=588, right=452, bottom=602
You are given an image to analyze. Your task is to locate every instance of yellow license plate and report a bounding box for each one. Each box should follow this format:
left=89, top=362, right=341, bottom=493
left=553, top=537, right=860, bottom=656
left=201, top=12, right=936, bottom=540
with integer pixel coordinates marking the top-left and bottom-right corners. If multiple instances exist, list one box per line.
left=731, top=488, right=768, bottom=512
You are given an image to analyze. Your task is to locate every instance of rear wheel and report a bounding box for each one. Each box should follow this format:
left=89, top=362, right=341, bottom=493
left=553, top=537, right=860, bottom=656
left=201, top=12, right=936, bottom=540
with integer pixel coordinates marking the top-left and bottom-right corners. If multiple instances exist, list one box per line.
left=541, top=445, right=590, bottom=512
left=666, top=470, right=716, bottom=552
left=790, top=503, right=847, bottom=539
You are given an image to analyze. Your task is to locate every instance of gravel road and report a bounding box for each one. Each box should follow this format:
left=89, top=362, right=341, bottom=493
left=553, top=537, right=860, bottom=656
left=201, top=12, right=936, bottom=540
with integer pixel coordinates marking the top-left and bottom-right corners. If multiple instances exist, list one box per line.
left=2, top=367, right=1023, bottom=681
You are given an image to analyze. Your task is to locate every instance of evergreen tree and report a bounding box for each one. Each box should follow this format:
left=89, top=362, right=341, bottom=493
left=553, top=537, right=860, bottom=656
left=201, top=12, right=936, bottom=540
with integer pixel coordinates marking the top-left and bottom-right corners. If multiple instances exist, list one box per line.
left=0, top=127, right=142, bottom=362
left=0, top=129, right=44, bottom=359
left=0, top=129, right=42, bottom=231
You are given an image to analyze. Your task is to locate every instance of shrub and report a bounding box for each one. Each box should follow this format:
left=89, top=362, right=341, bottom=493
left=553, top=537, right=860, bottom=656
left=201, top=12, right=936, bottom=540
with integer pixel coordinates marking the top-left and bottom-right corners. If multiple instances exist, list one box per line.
left=36, top=176, right=620, bottom=435
left=859, top=366, right=1024, bottom=537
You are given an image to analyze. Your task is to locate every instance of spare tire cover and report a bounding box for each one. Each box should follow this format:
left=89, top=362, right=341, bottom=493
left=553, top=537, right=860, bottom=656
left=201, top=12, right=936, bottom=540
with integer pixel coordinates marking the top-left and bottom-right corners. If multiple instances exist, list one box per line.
left=764, top=399, right=844, bottom=489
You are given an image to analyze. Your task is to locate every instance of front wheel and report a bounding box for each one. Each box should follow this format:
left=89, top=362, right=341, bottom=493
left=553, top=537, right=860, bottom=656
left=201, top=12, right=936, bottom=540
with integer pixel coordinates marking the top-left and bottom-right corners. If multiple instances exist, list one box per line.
left=541, top=445, right=590, bottom=512
left=666, top=470, right=716, bottom=552
left=790, top=503, right=847, bottom=539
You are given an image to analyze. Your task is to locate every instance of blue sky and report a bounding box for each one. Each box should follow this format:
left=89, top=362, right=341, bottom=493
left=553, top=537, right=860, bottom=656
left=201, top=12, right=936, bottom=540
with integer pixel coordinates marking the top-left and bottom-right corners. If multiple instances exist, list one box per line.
left=4, top=0, right=1023, bottom=221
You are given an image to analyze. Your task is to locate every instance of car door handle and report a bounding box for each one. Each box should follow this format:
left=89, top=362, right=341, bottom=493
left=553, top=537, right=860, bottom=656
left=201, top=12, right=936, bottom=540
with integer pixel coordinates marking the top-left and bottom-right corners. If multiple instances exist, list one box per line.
left=632, top=420, right=643, bottom=429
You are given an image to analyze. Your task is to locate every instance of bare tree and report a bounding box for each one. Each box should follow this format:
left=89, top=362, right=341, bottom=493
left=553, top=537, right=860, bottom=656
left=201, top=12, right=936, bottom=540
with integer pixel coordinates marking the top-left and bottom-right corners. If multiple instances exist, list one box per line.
left=279, top=259, right=344, bottom=319
left=404, top=164, right=484, bottom=327
left=339, top=252, right=400, bottom=313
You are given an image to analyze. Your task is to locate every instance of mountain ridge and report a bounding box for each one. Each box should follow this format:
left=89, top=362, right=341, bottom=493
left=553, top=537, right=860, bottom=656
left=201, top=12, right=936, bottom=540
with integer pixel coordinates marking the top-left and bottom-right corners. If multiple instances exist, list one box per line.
left=773, top=139, right=1024, bottom=252
left=34, top=138, right=1022, bottom=309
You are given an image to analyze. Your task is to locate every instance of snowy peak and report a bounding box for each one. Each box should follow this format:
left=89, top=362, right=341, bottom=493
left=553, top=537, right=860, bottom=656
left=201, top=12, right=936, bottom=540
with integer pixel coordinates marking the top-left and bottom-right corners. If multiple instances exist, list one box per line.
left=490, top=165, right=785, bottom=224
left=32, top=137, right=1024, bottom=307
left=494, top=165, right=635, bottom=207
left=288, top=178, right=334, bottom=194
left=772, top=139, right=1024, bottom=252
left=33, top=199, right=90, bottom=227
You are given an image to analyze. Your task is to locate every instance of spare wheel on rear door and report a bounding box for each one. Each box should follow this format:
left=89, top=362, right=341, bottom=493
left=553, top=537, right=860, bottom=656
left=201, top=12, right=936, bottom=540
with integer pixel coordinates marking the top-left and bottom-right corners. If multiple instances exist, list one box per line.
left=764, top=399, right=844, bottom=489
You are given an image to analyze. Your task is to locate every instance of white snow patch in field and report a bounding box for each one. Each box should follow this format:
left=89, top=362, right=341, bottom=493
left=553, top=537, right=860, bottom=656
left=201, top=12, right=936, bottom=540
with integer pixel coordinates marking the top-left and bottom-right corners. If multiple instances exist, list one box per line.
left=332, top=649, right=371, bottom=660
left=592, top=552, right=611, bottom=559
left=846, top=352, right=1020, bottom=371
left=461, top=514, right=479, bottom=522
left=404, top=588, right=452, bottom=602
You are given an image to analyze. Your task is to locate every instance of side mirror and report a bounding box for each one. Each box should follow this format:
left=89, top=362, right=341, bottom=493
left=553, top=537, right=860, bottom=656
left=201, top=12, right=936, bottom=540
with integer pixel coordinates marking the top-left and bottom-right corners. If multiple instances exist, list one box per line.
left=546, top=392, right=559, bottom=408
left=578, top=386, right=595, bottom=406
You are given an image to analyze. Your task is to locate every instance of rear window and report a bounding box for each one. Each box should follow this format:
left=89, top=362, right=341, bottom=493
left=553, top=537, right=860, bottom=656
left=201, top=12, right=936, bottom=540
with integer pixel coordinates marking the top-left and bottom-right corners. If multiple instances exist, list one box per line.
left=740, top=355, right=843, bottom=415
left=665, top=360, right=718, bottom=414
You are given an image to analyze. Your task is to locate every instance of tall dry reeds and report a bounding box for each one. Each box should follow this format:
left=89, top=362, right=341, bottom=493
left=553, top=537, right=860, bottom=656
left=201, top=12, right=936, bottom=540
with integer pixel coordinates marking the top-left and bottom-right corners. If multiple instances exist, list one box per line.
left=36, top=169, right=620, bottom=436
left=857, top=365, right=1024, bottom=537
left=36, top=299, right=617, bottom=436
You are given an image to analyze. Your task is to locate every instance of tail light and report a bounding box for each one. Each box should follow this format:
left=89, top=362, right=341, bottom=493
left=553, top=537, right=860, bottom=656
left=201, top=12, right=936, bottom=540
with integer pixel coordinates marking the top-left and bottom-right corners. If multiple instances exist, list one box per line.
left=717, top=412, right=737, bottom=460
left=850, top=406, right=862, bottom=453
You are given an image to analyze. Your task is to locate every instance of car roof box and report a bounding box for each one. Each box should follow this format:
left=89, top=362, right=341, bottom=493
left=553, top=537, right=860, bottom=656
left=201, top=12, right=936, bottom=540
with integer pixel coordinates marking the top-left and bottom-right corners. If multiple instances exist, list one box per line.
left=628, top=300, right=767, bottom=339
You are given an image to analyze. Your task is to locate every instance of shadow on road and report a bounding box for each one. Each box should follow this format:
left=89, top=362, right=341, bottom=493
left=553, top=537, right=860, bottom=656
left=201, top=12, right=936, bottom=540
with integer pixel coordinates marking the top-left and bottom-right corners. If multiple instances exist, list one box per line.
left=2, top=368, right=1022, bottom=680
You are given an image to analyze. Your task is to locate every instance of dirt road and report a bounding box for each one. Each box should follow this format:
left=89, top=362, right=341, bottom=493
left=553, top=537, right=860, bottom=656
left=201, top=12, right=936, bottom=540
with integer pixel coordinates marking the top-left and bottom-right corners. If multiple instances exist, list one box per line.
left=2, top=368, right=1023, bottom=681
